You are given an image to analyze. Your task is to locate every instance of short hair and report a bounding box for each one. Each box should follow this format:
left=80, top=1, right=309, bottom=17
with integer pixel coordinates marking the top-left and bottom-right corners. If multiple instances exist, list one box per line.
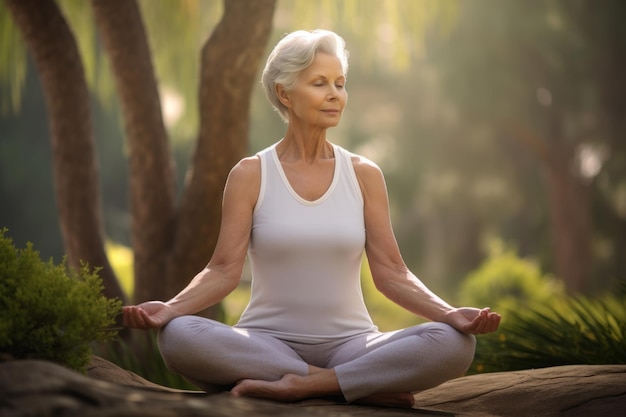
left=261, top=29, right=349, bottom=123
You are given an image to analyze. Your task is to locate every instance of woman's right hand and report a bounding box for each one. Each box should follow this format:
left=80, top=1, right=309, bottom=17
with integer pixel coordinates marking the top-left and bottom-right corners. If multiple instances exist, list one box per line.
left=122, top=301, right=181, bottom=330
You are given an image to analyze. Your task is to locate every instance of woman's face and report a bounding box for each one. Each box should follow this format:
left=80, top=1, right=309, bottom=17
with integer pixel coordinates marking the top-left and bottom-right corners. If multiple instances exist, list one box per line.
left=280, top=52, right=347, bottom=128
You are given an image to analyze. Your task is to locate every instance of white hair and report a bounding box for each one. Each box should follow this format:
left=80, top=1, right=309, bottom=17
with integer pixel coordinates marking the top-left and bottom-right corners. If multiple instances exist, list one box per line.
left=261, top=29, right=349, bottom=122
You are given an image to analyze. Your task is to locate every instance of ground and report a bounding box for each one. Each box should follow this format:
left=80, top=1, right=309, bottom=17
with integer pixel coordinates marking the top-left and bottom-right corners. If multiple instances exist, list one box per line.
left=1, top=356, right=625, bottom=416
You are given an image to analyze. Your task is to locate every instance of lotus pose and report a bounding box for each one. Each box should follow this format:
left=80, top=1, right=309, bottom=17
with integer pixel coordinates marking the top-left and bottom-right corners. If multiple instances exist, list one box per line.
left=123, top=29, right=501, bottom=407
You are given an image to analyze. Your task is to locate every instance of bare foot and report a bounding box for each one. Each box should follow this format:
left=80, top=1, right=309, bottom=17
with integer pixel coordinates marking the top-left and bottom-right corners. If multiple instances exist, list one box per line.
left=231, top=374, right=306, bottom=402
left=231, top=369, right=341, bottom=402
left=354, top=392, right=415, bottom=408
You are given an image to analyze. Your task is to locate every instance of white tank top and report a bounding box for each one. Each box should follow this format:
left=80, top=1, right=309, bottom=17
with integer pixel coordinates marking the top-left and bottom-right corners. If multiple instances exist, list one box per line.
left=235, top=143, right=377, bottom=342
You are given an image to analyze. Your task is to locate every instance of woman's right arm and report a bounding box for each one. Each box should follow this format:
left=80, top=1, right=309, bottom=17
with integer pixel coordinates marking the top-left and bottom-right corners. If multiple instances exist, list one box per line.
left=122, top=156, right=261, bottom=330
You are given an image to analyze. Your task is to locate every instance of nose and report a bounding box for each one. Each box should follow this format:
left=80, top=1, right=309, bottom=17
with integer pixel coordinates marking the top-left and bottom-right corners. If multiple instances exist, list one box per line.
left=327, top=85, right=340, bottom=100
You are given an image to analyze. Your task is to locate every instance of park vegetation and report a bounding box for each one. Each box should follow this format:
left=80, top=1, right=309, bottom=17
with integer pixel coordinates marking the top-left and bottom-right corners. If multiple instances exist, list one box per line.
left=1, top=0, right=625, bottom=385
left=0, top=229, right=121, bottom=372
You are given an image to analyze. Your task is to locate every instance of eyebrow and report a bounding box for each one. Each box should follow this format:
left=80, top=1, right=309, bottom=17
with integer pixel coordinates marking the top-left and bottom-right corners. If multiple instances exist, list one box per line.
left=310, top=74, right=346, bottom=81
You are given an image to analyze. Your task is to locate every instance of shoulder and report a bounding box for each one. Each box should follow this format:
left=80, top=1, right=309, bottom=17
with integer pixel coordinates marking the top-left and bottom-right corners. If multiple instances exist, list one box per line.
left=229, top=155, right=261, bottom=181
left=334, top=146, right=387, bottom=202
left=342, top=149, right=386, bottom=196
left=335, top=146, right=381, bottom=175
left=228, top=143, right=277, bottom=181
left=224, top=156, right=261, bottom=204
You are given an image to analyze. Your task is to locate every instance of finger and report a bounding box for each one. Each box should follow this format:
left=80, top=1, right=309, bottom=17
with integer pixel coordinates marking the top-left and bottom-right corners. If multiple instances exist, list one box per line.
left=487, top=313, right=502, bottom=332
left=126, top=306, right=149, bottom=329
left=124, top=306, right=141, bottom=328
left=474, top=310, right=497, bottom=334
left=466, top=310, right=502, bottom=334
left=480, top=313, right=501, bottom=334
left=139, top=308, right=157, bottom=328
left=465, top=313, right=486, bottom=334
left=473, top=318, right=488, bottom=334
left=126, top=307, right=139, bottom=328
left=122, top=306, right=131, bottom=327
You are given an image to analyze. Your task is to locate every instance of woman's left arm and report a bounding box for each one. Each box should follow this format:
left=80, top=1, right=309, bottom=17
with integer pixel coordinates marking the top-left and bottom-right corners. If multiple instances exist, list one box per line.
left=353, top=155, right=501, bottom=335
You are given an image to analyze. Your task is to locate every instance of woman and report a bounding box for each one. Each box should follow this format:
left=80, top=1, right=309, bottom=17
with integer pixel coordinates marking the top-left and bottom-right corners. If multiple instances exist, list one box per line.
left=123, top=29, right=501, bottom=407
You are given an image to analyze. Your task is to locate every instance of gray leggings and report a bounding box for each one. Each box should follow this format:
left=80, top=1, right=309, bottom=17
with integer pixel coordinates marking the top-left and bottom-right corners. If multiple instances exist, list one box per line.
left=157, top=316, right=476, bottom=402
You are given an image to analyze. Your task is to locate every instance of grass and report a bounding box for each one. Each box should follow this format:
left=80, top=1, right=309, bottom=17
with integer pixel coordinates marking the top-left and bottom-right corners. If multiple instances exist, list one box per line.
left=471, top=294, right=626, bottom=373
left=97, top=332, right=199, bottom=390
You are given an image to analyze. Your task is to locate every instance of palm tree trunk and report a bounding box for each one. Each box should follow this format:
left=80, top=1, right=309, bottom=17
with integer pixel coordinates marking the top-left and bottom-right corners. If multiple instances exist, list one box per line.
left=90, top=0, right=176, bottom=304
left=169, top=0, right=276, bottom=303
left=5, top=0, right=125, bottom=302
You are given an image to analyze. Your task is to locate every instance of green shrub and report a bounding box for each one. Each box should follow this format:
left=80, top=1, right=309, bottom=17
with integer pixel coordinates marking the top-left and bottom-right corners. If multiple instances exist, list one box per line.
left=461, top=244, right=625, bottom=374
left=471, top=294, right=626, bottom=373
left=0, top=229, right=121, bottom=372
left=459, top=246, right=564, bottom=313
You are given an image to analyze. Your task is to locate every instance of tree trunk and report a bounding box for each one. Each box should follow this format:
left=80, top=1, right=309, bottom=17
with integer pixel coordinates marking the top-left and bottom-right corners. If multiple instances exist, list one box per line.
left=543, top=144, right=592, bottom=293
left=4, top=0, right=125, bottom=303
left=90, top=0, right=176, bottom=304
left=582, top=0, right=626, bottom=288
left=509, top=123, right=592, bottom=293
left=168, top=0, right=276, bottom=303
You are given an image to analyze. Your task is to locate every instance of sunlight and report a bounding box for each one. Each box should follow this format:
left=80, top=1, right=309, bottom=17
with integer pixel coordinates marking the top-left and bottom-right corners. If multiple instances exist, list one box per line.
left=160, top=86, right=185, bottom=127
left=106, top=240, right=134, bottom=297
left=577, top=143, right=606, bottom=179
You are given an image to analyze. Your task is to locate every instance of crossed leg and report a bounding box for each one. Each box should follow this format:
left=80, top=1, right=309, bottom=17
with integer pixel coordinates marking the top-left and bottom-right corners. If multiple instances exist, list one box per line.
left=157, top=316, right=309, bottom=392
left=231, top=368, right=416, bottom=407
left=158, top=317, right=474, bottom=407
left=231, top=322, right=475, bottom=406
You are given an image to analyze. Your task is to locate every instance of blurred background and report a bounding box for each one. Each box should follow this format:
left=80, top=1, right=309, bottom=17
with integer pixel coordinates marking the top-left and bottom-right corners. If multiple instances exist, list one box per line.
left=2, top=0, right=625, bottom=382
left=1, top=0, right=625, bottom=353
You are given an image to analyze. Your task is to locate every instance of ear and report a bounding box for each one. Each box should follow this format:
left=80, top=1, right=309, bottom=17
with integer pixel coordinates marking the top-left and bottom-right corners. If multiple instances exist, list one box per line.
left=276, top=84, right=291, bottom=108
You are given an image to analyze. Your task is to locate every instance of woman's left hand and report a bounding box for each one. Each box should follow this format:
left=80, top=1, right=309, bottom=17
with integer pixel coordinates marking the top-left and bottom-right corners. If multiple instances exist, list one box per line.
left=445, top=307, right=501, bottom=335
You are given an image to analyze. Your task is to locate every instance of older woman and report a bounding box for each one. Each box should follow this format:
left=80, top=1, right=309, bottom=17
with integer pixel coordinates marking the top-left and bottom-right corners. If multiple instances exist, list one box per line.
left=123, top=29, right=500, bottom=407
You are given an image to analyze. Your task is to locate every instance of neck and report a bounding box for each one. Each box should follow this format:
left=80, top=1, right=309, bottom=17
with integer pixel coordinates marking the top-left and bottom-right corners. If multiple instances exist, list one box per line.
left=277, top=124, right=333, bottom=163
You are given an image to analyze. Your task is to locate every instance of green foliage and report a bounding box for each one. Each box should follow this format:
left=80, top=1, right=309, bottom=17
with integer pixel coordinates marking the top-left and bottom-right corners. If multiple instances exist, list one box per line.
left=0, top=229, right=121, bottom=372
left=457, top=245, right=624, bottom=374
left=459, top=244, right=564, bottom=313
left=471, top=294, right=626, bottom=373
left=0, top=1, right=26, bottom=114
left=222, top=282, right=251, bottom=326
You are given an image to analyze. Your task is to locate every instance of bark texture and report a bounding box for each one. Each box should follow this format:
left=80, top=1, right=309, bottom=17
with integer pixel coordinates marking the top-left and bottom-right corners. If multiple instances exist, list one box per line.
left=7, top=0, right=277, bottom=306
left=169, top=0, right=276, bottom=301
left=91, top=0, right=176, bottom=304
left=4, top=0, right=125, bottom=302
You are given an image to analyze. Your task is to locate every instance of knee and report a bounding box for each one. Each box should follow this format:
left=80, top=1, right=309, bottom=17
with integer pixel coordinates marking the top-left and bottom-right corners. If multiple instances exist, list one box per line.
left=157, top=316, right=206, bottom=372
left=157, top=317, right=183, bottom=371
left=457, top=332, right=477, bottom=371
left=158, top=316, right=188, bottom=350
left=421, top=322, right=475, bottom=374
left=438, top=323, right=476, bottom=373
